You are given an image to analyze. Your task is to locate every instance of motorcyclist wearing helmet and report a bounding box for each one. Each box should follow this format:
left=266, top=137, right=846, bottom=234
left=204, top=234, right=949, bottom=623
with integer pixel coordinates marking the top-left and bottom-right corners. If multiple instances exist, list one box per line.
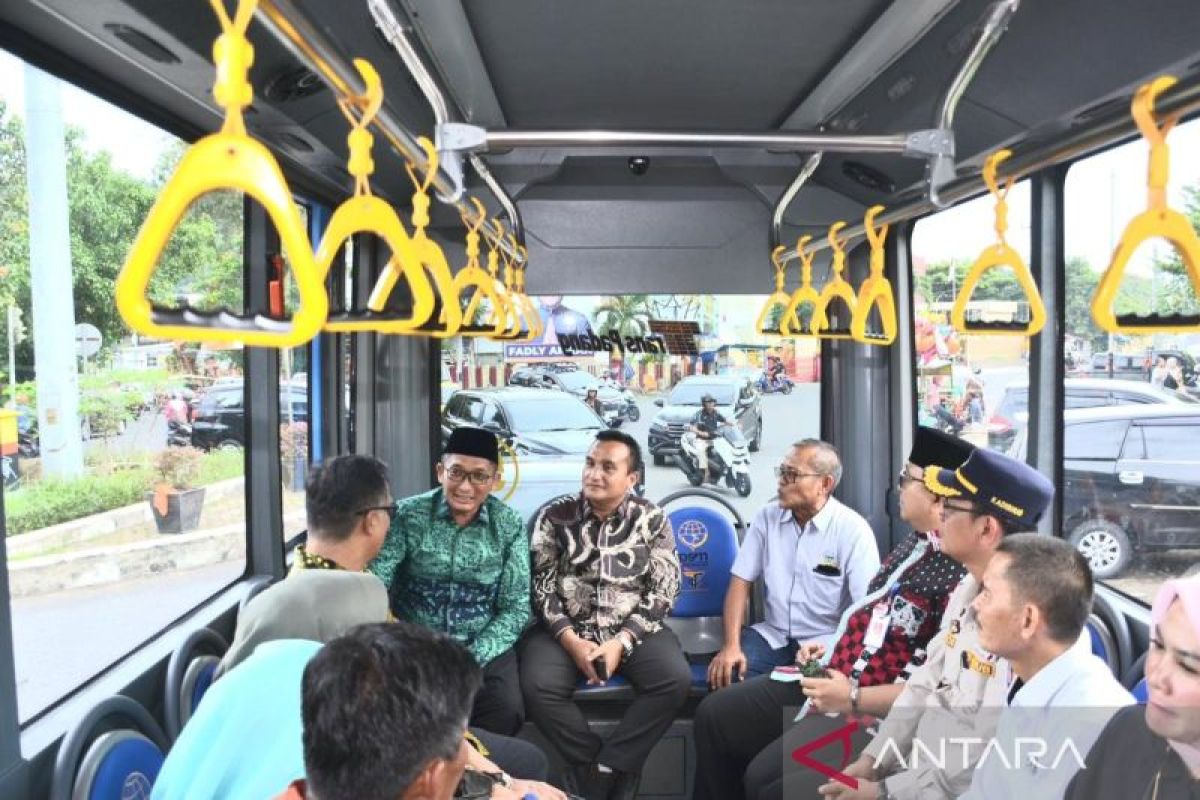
left=688, top=394, right=728, bottom=475
left=584, top=387, right=605, bottom=417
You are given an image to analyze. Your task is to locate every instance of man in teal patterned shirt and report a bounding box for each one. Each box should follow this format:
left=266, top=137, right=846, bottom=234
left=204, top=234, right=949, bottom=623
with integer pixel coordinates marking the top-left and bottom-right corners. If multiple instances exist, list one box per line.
left=370, top=426, right=530, bottom=736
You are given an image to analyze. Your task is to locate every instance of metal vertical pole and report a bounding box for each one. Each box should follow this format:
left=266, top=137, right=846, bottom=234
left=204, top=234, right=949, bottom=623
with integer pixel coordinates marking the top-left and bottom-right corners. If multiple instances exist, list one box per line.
left=22, top=65, right=83, bottom=479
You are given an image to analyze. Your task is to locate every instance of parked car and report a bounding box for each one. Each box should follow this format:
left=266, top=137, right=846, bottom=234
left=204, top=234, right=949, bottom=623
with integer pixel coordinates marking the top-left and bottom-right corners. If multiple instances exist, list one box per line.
left=442, top=387, right=606, bottom=456
left=190, top=384, right=309, bottom=450
left=647, top=375, right=762, bottom=466
left=442, top=388, right=613, bottom=520
left=1010, top=405, right=1200, bottom=579
left=509, top=366, right=627, bottom=426
left=988, top=377, right=1197, bottom=451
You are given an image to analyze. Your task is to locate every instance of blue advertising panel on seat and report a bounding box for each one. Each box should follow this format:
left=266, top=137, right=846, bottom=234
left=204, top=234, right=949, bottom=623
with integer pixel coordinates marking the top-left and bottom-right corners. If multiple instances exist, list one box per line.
left=668, top=506, right=739, bottom=618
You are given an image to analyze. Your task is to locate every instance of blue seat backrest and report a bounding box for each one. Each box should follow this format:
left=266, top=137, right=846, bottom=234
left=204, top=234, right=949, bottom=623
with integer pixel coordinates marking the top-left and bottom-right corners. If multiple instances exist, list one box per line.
left=1133, top=677, right=1149, bottom=704
left=668, top=506, right=739, bottom=618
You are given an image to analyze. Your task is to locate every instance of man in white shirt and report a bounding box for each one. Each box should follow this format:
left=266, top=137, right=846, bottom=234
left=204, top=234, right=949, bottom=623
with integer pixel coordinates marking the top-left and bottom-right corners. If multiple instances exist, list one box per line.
left=959, top=534, right=1133, bottom=800
left=708, top=438, right=880, bottom=684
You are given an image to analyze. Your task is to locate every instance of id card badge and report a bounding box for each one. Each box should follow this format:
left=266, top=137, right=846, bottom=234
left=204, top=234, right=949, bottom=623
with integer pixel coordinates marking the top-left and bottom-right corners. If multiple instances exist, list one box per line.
left=864, top=602, right=891, bottom=650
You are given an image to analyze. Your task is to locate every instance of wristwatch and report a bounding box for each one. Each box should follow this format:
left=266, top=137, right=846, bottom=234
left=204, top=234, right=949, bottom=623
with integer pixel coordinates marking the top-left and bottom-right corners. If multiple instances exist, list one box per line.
left=455, top=769, right=510, bottom=800
left=619, top=631, right=636, bottom=657
left=848, top=677, right=861, bottom=714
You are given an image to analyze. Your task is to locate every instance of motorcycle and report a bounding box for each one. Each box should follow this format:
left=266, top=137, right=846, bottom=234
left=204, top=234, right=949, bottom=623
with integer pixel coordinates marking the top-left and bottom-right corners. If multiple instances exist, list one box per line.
left=757, top=372, right=793, bottom=395
left=678, top=426, right=752, bottom=497
left=622, top=390, right=640, bottom=422
left=167, top=420, right=193, bottom=448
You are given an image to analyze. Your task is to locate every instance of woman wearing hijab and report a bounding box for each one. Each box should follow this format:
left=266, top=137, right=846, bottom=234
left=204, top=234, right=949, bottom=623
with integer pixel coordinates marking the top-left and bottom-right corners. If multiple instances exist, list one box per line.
left=1064, top=575, right=1200, bottom=799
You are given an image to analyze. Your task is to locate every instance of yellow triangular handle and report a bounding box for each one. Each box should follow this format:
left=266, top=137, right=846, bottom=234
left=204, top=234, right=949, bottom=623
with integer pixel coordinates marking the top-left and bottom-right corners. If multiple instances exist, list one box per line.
left=951, top=150, right=1045, bottom=336
left=116, top=0, right=326, bottom=347
left=813, top=222, right=857, bottom=340
left=368, top=137, right=461, bottom=337
left=1092, top=75, right=1200, bottom=334
left=851, top=205, right=897, bottom=346
left=495, top=437, right=520, bottom=501
left=756, top=245, right=794, bottom=336
left=512, top=242, right=543, bottom=342
left=456, top=198, right=507, bottom=337
left=781, top=235, right=819, bottom=337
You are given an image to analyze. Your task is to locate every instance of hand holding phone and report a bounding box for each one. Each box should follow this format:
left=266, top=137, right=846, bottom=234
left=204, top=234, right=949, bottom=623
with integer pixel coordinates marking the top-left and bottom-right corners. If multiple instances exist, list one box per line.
left=593, top=654, right=609, bottom=681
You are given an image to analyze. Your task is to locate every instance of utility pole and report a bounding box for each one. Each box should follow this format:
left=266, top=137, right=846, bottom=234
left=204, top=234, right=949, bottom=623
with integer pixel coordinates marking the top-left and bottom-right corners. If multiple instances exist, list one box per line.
left=23, top=64, right=84, bottom=478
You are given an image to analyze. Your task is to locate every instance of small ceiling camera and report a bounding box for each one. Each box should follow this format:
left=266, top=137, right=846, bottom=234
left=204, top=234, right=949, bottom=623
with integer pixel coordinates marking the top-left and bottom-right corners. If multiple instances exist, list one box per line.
left=628, top=156, right=650, bottom=176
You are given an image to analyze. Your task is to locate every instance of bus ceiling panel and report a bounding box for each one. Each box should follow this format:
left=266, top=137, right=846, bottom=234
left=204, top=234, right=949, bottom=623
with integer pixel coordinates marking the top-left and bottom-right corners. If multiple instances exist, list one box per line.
left=458, top=0, right=891, bottom=130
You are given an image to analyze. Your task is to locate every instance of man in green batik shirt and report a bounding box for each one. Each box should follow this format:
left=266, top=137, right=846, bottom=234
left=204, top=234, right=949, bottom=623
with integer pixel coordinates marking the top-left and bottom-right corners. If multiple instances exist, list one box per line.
left=370, top=426, right=530, bottom=737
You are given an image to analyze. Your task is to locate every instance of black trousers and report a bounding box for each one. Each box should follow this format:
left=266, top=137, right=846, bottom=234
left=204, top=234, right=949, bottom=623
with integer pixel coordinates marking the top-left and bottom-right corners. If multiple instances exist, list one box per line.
left=470, top=648, right=525, bottom=736
left=519, top=627, right=691, bottom=774
left=693, top=675, right=873, bottom=800
left=470, top=727, right=549, bottom=782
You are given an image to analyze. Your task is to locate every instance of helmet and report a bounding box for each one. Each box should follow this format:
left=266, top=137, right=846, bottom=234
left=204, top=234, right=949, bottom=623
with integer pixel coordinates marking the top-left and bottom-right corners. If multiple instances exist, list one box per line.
left=701, top=393, right=716, bottom=404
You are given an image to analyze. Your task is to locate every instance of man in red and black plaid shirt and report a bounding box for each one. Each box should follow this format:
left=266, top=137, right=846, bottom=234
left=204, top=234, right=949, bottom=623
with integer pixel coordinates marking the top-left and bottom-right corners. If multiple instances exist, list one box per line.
left=693, top=428, right=974, bottom=800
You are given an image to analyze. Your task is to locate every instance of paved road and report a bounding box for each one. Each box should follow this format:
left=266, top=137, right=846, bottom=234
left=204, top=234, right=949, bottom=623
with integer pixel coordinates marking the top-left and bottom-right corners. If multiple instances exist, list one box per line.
left=626, top=387, right=821, bottom=522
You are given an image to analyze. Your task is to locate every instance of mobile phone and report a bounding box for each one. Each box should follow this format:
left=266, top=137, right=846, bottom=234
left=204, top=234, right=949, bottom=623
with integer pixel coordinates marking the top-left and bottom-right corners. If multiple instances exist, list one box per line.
left=593, top=655, right=609, bottom=681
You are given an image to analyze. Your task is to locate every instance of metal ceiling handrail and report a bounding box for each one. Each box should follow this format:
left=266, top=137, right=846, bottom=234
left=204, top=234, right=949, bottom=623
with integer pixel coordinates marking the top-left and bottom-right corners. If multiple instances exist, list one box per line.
left=771, top=152, right=823, bottom=251
left=254, top=0, right=525, bottom=264
left=366, top=0, right=525, bottom=244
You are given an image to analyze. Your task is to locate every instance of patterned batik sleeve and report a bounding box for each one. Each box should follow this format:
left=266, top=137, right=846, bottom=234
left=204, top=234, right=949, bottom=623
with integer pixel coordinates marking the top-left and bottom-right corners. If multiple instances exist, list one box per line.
left=619, top=506, right=681, bottom=641
left=530, top=507, right=572, bottom=637
left=470, top=506, right=532, bottom=665
left=367, top=499, right=408, bottom=593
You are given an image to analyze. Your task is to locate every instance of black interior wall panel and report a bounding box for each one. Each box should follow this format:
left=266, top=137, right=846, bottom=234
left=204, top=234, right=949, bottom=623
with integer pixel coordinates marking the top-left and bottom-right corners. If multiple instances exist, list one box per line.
left=374, top=335, right=435, bottom=500
left=823, top=246, right=893, bottom=558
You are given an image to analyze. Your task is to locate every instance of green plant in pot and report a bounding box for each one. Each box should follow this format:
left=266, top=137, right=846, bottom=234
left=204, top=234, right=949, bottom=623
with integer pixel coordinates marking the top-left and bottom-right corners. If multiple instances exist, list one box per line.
left=148, top=446, right=206, bottom=534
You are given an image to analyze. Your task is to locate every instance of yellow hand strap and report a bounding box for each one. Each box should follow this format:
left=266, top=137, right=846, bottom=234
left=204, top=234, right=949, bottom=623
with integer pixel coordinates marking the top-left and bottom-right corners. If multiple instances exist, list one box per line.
left=365, top=137, right=462, bottom=336
left=813, top=222, right=858, bottom=340
left=1092, top=75, right=1200, bottom=333
left=851, top=205, right=897, bottom=346
left=495, top=437, right=520, bottom=503
left=116, top=0, right=326, bottom=347
left=512, top=241, right=543, bottom=342
left=488, top=221, right=525, bottom=340
left=755, top=245, right=795, bottom=336
left=951, top=149, right=1046, bottom=336
left=780, top=235, right=819, bottom=336
left=456, top=198, right=507, bottom=337
left=316, top=60, right=435, bottom=335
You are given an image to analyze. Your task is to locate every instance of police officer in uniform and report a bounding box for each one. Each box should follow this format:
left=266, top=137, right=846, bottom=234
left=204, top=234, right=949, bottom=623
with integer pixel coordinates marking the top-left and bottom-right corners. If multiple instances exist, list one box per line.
left=819, top=448, right=1054, bottom=800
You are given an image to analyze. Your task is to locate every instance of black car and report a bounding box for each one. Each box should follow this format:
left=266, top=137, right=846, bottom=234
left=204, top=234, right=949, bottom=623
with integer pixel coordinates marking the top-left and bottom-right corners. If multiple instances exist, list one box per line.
left=1011, top=405, right=1200, bottom=579
left=647, top=376, right=762, bottom=466
left=509, top=366, right=626, bottom=425
left=442, top=387, right=606, bottom=456
left=190, top=384, right=308, bottom=450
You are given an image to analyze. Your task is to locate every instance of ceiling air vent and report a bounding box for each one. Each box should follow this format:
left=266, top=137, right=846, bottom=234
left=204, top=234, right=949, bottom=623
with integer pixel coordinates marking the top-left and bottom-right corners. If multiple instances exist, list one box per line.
left=276, top=132, right=314, bottom=154
left=842, top=161, right=896, bottom=194
left=103, top=23, right=180, bottom=65
left=887, top=73, right=917, bottom=103
left=262, top=67, right=327, bottom=103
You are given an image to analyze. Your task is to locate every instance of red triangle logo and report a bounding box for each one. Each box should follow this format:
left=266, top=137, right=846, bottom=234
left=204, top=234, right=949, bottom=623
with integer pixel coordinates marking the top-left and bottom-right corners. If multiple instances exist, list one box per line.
left=790, top=719, right=860, bottom=789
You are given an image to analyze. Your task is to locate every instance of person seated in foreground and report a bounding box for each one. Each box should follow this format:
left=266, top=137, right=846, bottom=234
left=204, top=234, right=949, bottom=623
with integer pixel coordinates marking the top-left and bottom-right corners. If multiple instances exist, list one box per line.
left=693, top=427, right=972, bottom=800
left=522, top=430, right=690, bottom=800
left=959, top=534, right=1132, bottom=799
left=276, top=623, right=481, bottom=800
left=158, top=455, right=559, bottom=800
left=707, top=438, right=879, bottom=682
left=1065, top=574, right=1200, bottom=799
left=371, top=427, right=530, bottom=737
left=818, top=447, right=1054, bottom=800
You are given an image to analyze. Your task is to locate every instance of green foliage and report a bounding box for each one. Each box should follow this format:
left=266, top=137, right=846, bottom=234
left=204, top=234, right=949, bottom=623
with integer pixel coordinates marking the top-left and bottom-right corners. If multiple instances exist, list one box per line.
left=1064, top=257, right=1107, bottom=349
left=914, top=259, right=1029, bottom=306
left=151, top=446, right=204, bottom=490
left=5, top=468, right=152, bottom=534
left=195, top=446, right=244, bottom=485
left=0, top=102, right=243, bottom=382
left=1144, top=183, right=1200, bottom=316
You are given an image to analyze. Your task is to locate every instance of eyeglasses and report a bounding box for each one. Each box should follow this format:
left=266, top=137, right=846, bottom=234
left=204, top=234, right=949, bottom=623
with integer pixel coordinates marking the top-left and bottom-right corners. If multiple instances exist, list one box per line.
left=356, top=504, right=398, bottom=522
left=443, top=465, right=496, bottom=486
left=774, top=466, right=825, bottom=485
left=896, top=470, right=922, bottom=490
left=940, top=501, right=979, bottom=519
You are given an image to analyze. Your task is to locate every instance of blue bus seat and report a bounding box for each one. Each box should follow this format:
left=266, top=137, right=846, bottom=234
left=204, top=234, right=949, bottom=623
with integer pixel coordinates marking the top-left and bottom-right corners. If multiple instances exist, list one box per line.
left=1132, top=677, right=1149, bottom=704
left=164, top=627, right=228, bottom=741
left=1086, top=614, right=1119, bottom=675
left=49, top=695, right=169, bottom=800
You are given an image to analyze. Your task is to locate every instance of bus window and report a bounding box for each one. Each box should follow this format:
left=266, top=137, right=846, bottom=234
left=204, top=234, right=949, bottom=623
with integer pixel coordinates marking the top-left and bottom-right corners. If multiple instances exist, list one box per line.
left=1063, top=118, right=1200, bottom=602
left=0, top=49, right=248, bottom=722
left=442, top=293, right=819, bottom=524
left=911, top=182, right=1033, bottom=455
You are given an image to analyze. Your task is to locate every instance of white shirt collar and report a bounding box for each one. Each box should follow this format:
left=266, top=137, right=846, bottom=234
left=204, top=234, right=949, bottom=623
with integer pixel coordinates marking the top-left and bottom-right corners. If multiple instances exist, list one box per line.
left=778, top=496, right=839, bottom=533
left=1009, top=636, right=1094, bottom=708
